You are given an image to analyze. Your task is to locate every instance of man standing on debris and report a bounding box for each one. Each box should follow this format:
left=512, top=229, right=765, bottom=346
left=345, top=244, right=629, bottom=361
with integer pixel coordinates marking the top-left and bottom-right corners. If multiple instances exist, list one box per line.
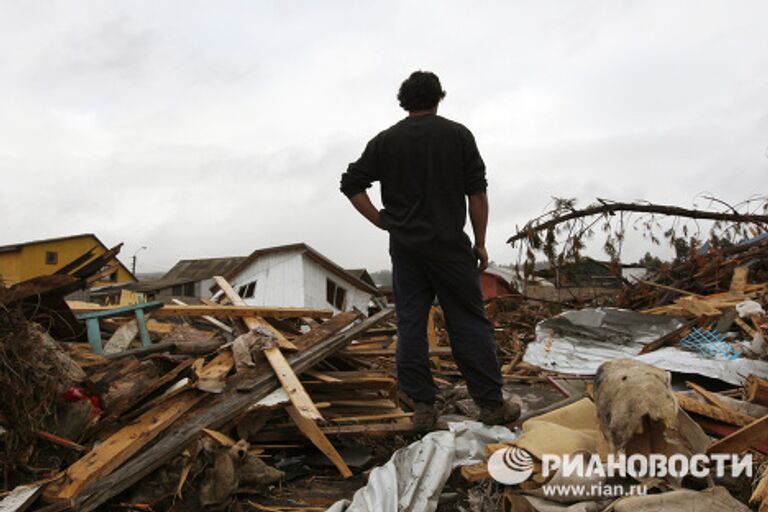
left=340, top=71, right=519, bottom=430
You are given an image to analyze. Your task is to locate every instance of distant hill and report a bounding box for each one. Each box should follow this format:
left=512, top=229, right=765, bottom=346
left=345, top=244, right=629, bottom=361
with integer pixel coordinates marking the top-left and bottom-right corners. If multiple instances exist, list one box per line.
left=135, top=271, right=166, bottom=282
left=369, top=269, right=392, bottom=286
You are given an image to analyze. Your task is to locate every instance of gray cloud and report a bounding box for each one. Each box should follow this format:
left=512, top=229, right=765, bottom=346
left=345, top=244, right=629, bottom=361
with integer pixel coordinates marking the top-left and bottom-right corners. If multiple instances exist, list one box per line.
left=1, top=0, right=767, bottom=273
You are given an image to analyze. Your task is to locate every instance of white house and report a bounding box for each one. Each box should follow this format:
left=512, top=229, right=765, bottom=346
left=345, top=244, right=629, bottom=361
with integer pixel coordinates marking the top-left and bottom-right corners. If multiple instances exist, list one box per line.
left=219, top=243, right=379, bottom=313
left=133, top=256, right=245, bottom=301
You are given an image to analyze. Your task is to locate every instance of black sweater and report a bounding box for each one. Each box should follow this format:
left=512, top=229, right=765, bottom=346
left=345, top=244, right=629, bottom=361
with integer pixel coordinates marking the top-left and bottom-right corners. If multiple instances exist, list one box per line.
left=340, top=114, right=487, bottom=261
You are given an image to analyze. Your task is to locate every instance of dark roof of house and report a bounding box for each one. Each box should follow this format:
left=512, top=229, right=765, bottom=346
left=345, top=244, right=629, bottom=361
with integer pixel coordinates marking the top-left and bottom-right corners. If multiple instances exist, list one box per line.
left=223, top=243, right=380, bottom=295
left=345, top=268, right=376, bottom=288
left=163, top=257, right=246, bottom=282
left=129, top=277, right=199, bottom=293
left=0, top=233, right=137, bottom=282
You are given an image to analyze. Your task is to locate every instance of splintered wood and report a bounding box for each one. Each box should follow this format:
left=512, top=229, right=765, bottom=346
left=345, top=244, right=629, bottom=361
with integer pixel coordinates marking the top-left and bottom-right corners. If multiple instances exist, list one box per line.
left=48, top=390, right=204, bottom=500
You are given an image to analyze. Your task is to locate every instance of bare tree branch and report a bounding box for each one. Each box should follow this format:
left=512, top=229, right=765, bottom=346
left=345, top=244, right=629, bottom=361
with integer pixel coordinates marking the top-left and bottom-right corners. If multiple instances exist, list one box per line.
left=507, top=200, right=768, bottom=245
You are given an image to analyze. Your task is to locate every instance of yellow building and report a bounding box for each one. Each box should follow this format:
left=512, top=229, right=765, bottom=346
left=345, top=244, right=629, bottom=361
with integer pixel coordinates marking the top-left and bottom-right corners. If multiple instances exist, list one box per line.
left=0, top=233, right=137, bottom=287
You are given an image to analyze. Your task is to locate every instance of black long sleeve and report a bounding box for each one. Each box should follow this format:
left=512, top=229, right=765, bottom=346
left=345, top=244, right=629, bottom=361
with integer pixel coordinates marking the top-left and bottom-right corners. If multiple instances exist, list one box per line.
left=340, top=114, right=486, bottom=261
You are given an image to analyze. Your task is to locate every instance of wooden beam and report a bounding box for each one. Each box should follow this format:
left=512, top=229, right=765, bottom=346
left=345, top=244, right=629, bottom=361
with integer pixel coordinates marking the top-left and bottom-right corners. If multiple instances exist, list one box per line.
left=213, top=275, right=323, bottom=420
left=47, top=390, right=203, bottom=501
left=195, top=352, right=235, bottom=393
left=170, top=299, right=233, bottom=334
left=686, top=382, right=757, bottom=426
left=750, top=464, right=768, bottom=512
left=102, top=319, right=139, bottom=355
left=211, top=276, right=298, bottom=350
left=676, top=393, right=756, bottom=427
left=745, top=375, right=768, bottom=406
left=329, top=411, right=413, bottom=423
left=262, top=345, right=323, bottom=420
left=106, top=358, right=196, bottom=420
left=340, top=347, right=453, bottom=357
left=708, top=414, right=768, bottom=455
left=285, top=406, right=352, bottom=478
left=68, top=303, right=332, bottom=320
left=639, top=319, right=699, bottom=354
left=730, top=266, right=749, bottom=294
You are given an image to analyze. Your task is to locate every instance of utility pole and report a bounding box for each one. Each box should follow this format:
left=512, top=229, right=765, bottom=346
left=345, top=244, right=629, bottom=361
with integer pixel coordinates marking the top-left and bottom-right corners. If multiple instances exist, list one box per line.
left=132, top=246, right=147, bottom=275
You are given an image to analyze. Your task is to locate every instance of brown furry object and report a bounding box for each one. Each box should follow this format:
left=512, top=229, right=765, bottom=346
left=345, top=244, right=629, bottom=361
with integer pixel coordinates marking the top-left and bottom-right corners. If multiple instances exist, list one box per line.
left=594, top=359, right=678, bottom=452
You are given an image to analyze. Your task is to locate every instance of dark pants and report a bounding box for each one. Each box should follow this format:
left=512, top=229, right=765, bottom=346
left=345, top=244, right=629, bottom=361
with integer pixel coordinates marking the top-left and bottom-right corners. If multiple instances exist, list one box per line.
left=391, top=247, right=503, bottom=407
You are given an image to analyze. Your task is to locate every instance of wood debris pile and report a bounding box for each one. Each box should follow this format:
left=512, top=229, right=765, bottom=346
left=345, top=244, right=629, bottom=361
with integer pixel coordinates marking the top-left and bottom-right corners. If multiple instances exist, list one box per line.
left=0, top=247, right=422, bottom=511
left=456, top=239, right=768, bottom=511
left=1, top=234, right=767, bottom=511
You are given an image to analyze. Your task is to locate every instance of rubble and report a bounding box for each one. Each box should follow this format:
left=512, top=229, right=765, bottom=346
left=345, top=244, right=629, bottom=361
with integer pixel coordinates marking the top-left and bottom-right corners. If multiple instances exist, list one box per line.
left=0, top=230, right=766, bottom=511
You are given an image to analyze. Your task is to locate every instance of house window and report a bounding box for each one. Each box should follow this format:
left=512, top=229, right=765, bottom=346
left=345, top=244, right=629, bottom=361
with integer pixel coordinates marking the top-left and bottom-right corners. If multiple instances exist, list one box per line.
left=326, top=278, right=347, bottom=310
left=183, top=282, right=195, bottom=296
left=238, top=281, right=257, bottom=299
left=172, top=284, right=183, bottom=295
left=45, top=251, right=58, bottom=265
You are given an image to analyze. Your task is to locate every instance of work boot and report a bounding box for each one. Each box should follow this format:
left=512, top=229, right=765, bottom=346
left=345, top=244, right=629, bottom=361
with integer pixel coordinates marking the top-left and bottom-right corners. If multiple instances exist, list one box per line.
left=412, top=402, right=437, bottom=431
left=477, top=400, right=521, bottom=426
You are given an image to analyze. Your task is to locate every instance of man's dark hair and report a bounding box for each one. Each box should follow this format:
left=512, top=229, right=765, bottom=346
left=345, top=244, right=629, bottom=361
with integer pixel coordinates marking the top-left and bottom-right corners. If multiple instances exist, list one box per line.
left=397, top=71, right=446, bottom=112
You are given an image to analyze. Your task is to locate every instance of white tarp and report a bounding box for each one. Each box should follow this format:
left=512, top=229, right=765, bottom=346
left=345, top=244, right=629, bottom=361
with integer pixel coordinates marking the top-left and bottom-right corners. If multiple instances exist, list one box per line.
left=524, top=308, right=768, bottom=385
left=326, top=421, right=516, bottom=512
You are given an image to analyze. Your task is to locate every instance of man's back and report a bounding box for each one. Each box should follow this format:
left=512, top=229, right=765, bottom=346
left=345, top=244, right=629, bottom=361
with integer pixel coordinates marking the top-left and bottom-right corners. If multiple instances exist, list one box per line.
left=339, top=71, right=515, bottom=429
left=341, top=114, right=486, bottom=260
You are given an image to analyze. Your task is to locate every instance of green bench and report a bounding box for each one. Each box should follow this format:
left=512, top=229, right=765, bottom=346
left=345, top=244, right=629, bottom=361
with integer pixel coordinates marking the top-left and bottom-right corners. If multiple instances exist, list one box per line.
left=75, top=300, right=165, bottom=354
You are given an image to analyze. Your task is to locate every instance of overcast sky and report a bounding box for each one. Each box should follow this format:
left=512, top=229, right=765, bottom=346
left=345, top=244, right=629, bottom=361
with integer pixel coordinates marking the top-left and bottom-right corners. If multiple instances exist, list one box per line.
left=1, top=1, right=767, bottom=274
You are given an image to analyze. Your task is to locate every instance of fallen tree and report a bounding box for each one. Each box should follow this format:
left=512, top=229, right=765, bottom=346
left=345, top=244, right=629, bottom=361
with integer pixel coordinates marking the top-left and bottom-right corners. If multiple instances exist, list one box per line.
left=507, top=196, right=768, bottom=274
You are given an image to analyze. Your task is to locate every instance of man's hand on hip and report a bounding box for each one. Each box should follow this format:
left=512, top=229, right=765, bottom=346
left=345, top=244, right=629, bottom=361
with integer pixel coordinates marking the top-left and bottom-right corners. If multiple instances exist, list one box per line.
left=474, top=245, right=488, bottom=271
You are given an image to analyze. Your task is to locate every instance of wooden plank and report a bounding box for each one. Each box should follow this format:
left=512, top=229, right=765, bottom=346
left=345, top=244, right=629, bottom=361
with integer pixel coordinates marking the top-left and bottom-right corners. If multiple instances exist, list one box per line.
left=263, top=346, right=323, bottom=420
left=259, top=422, right=416, bottom=440
left=293, top=312, right=361, bottom=351
left=212, top=276, right=297, bottom=350
left=213, top=276, right=321, bottom=420
left=106, top=358, right=196, bottom=420
left=639, top=319, right=699, bottom=354
left=195, top=352, right=235, bottom=393
left=285, top=406, right=352, bottom=478
left=0, top=484, right=42, bottom=512
left=48, top=390, right=203, bottom=500
left=155, top=305, right=332, bottom=319
left=708, top=414, right=768, bottom=455
left=329, top=411, right=413, bottom=423
left=72, top=301, right=164, bottom=320
left=329, top=399, right=398, bottom=409
left=146, top=319, right=175, bottom=335
left=750, top=464, right=768, bottom=512
left=69, top=303, right=332, bottom=320
left=340, top=347, right=453, bottom=357
left=170, top=299, right=233, bottom=334
left=102, top=319, right=138, bottom=355
left=201, top=428, right=236, bottom=447
left=686, top=381, right=757, bottom=426
left=675, top=296, right=722, bottom=317
left=735, top=316, right=757, bottom=338
left=460, top=462, right=490, bottom=482
left=745, top=375, right=768, bottom=406
left=730, top=266, right=750, bottom=294
left=676, top=393, right=756, bottom=427
left=304, top=370, right=342, bottom=383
